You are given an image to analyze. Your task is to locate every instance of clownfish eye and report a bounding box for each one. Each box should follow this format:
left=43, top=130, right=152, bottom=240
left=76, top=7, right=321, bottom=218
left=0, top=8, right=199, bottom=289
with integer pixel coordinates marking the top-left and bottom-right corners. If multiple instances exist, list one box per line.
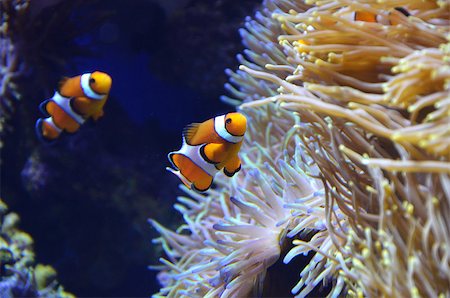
left=226, top=118, right=232, bottom=124
left=89, top=78, right=96, bottom=84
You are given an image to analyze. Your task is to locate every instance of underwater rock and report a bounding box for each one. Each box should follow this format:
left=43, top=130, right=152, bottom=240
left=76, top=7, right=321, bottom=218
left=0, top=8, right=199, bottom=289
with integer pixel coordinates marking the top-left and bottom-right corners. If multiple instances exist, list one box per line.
left=0, top=0, right=30, bottom=146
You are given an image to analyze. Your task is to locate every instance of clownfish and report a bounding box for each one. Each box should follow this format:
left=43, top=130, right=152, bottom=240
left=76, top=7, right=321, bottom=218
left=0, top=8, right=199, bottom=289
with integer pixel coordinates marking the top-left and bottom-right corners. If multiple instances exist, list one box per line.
left=307, top=7, right=410, bottom=31
left=351, top=7, right=410, bottom=25
left=36, top=71, right=112, bottom=141
left=167, top=112, right=247, bottom=192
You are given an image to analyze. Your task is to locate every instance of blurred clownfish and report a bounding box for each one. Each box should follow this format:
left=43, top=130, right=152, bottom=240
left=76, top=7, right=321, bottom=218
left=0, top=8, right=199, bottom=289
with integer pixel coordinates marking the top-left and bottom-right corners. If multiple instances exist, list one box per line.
left=351, top=7, right=410, bottom=25
left=36, top=71, right=112, bottom=142
left=167, top=112, right=247, bottom=192
left=311, top=7, right=411, bottom=30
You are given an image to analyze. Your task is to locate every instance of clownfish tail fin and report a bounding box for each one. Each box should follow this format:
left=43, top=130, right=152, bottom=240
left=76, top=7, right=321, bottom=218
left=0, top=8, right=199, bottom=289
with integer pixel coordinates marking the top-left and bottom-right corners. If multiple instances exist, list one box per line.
left=35, top=117, right=61, bottom=144
left=182, top=123, right=200, bottom=145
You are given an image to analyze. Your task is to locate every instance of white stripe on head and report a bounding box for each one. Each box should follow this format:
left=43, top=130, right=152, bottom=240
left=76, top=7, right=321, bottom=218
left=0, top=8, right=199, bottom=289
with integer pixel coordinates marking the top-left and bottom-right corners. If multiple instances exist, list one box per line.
left=80, top=73, right=104, bottom=100
left=214, top=115, right=243, bottom=144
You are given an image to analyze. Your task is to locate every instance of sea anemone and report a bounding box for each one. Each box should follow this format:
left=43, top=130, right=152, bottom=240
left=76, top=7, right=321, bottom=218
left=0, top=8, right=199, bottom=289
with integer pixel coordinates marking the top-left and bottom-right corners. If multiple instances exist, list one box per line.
left=151, top=0, right=450, bottom=296
left=150, top=104, right=346, bottom=297
left=0, top=0, right=30, bottom=142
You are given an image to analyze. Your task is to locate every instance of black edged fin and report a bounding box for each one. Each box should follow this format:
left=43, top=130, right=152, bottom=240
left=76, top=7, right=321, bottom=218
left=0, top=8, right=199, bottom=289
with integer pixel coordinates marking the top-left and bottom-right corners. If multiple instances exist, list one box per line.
left=35, top=118, right=56, bottom=145
left=223, top=164, right=241, bottom=177
left=38, top=100, right=50, bottom=116
left=192, top=182, right=211, bottom=193
left=167, top=152, right=179, bottom=170
left=182, top=123, right=200, bottom=145
left=35, top=118, right=44, bottom=140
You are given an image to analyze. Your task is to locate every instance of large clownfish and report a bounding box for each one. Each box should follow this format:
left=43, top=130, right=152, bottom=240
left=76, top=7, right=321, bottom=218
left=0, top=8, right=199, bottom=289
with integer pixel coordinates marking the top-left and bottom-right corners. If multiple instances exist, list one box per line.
left=36, top=71, right=112, bottom=141
left=167, top=112, right=247, bottom=192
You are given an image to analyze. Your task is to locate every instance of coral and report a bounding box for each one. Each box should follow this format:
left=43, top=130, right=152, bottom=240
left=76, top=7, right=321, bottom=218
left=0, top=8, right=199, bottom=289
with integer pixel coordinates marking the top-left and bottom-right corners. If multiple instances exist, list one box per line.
left=0, top=0, right=30, bottom=144
left=233, top=0, right=450, bottom=295
left=0, top=198, right=73, bottom=297
left=151, top=104, right=339, bottom=297
left=151, top=0, right=450, bottom=297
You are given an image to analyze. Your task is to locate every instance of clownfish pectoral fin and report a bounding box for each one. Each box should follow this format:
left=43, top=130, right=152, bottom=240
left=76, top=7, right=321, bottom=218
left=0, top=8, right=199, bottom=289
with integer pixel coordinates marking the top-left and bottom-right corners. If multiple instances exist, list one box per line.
left=200, top=143, right=227, bottom=164
left=35, top=118, right=61, bottom=143
left=223, top=155, right=241, bottom=177
left=182, top=123, right=201, bottom=145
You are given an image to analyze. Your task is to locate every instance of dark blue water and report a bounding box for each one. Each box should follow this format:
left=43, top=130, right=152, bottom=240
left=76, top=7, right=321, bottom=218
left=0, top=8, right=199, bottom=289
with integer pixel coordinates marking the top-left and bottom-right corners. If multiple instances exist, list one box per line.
left=1, top=0, right=259, bottom=296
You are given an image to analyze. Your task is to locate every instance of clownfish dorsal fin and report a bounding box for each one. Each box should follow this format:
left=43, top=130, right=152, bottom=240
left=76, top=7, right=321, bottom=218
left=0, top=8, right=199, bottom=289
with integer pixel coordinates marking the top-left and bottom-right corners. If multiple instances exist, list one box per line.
left=58, top=77, right=69, bottom=90
left=182, top=123, right=200, bottom=145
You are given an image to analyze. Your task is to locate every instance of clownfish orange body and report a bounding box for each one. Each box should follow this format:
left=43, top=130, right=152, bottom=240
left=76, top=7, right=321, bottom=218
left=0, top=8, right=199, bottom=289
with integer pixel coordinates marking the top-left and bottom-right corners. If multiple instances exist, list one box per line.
left=36, top=71, right=112, bottom=141
left=168, top=112, right=247, bottom=192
